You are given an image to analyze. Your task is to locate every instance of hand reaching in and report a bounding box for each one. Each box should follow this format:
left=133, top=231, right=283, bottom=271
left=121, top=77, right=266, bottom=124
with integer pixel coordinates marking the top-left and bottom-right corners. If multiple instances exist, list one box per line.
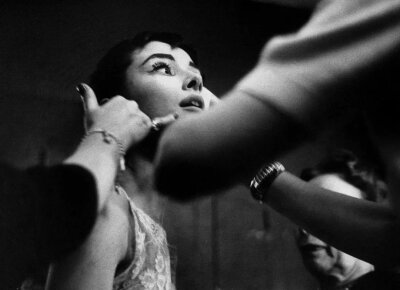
left=77, top=83, right=152, bottom=150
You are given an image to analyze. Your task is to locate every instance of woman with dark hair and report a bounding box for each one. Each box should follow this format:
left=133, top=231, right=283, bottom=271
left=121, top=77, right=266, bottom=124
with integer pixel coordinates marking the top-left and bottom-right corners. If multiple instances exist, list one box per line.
left=300, top=150, right=386, bottom=203
left=43, top=32, right=218, bottom=290
left=295, top=150, right=398, bottom=290
left=244, top=149, right=400, bottom=268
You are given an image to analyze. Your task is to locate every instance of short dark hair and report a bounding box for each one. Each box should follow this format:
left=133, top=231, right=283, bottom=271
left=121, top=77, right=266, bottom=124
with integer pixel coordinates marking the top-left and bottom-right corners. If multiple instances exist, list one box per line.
left=300, top=149, right=387, bottom=202
left=90, top=31, right=199, bottom=102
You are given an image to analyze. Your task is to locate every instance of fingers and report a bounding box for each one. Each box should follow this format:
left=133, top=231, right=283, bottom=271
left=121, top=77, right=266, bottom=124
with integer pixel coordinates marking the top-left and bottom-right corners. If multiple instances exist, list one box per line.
left=151, top=113, right=179, bottom=131
left=140, top=112, right=152, bottom=129
left=203, top=87, right=220, bottom=109
left=77, top=83, right=99, bottom=113
left=75, top=85, right=153, bottom=148
left=129, top=101, right=152, bottom=130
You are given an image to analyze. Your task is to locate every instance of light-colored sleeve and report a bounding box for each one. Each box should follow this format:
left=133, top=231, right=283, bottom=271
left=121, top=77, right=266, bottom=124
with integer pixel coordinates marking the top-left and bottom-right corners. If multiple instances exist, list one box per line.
left=236, top=0, right=400, bottom=132
left=155, top=0, right=400, bottom=197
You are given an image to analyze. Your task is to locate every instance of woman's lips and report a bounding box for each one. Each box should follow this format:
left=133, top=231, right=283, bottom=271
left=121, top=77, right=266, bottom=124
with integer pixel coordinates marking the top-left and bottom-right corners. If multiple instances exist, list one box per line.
left=179, top=94, right=205, bottom=110
left=181, top=106, right=203, bottom=113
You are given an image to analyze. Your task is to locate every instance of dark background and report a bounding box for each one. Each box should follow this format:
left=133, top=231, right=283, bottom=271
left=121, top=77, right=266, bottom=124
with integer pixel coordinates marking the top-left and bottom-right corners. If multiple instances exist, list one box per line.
left=0, top=1, right=368, bottom=289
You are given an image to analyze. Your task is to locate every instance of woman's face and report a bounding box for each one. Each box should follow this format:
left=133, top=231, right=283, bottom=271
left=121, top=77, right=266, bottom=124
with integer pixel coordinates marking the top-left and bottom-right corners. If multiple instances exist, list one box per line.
left=123, top=41, right=218, bottom=120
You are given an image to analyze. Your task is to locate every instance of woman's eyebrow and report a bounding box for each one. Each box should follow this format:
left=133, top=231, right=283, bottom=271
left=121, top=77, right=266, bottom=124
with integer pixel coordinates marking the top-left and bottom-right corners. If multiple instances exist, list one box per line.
left=141, top=53, right=175, bottom=66
left=189, top=61, right=199, bottom=70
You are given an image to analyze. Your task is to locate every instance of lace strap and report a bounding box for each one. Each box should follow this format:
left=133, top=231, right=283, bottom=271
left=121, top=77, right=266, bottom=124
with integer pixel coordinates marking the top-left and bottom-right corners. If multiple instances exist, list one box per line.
left=115, top=185, right=136, bottom=216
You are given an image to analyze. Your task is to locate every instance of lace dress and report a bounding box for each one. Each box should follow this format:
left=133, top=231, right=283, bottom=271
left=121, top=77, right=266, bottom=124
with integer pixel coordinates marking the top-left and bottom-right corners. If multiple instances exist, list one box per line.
left=113, top=186, right=174, bottom=290
left=20, top=186, right=175, bottom=290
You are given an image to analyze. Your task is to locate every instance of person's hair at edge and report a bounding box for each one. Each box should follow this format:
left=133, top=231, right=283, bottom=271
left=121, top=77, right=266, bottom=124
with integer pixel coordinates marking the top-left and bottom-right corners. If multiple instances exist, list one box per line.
left=90, top=31, right=199, bottom=103
left=300, top=149, right=387, bottom=202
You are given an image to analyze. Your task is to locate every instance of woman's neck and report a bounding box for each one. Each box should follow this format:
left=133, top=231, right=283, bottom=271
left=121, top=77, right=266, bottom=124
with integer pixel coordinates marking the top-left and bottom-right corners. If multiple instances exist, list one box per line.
left=117, top=154, right=165, bottom=221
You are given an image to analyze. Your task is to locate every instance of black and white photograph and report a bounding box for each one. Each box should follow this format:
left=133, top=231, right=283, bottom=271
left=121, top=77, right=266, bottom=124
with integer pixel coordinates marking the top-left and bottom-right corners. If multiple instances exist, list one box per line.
left=1, top=0, right=400, bottom=289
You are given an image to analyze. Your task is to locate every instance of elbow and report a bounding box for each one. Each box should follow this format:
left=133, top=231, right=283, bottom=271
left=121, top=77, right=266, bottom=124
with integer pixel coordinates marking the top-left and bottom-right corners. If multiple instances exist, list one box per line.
left=154, top=126, right=215, bottom=201
left=154, top=120, right=227, bottom=200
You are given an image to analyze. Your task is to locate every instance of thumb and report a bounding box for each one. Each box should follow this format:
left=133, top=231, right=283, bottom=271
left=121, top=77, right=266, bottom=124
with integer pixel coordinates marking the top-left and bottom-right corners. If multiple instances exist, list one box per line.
left=77, top=83, right=98, bottom=113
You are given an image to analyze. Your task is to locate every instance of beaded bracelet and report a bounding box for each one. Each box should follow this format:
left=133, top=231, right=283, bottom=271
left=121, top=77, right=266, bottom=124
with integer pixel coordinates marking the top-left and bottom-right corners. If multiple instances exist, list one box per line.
left=83, top=129, right=126, bottom=171
left=250, top=162, right=285, bottom=204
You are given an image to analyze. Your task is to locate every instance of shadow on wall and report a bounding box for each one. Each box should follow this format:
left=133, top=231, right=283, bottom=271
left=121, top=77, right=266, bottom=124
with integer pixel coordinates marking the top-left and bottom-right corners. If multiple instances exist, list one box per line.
left=0, top=94, right=83, bottom=167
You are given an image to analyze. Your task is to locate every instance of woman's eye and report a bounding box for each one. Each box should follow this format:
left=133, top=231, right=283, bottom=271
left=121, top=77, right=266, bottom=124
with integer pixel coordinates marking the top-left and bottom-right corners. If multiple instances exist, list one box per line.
left=152, top=62, right=174, bottom=75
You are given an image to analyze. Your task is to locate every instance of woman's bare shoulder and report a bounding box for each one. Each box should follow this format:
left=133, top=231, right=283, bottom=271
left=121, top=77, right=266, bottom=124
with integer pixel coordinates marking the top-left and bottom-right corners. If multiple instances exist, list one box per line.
left=45, top=190, right=134, bottom=290
left=80, top=189, right=133, bottom=262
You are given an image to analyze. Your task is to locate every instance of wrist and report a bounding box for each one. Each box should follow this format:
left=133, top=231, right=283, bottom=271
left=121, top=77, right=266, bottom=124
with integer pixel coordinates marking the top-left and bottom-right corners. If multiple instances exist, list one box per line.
left=81, top=128, right=126, bottom=171
left=250, top=162, right=285, bottom=204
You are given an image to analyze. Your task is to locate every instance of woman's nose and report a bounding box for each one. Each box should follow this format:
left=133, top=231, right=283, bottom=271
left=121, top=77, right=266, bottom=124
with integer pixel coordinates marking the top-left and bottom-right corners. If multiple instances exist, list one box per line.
left=183, top=74, right=203, bottom=92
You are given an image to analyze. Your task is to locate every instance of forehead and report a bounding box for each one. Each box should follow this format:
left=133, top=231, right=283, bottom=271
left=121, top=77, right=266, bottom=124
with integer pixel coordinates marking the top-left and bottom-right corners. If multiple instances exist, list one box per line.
left=309, top=174, right=363, bottom=199
left=131, top=41, right=195, bottom=67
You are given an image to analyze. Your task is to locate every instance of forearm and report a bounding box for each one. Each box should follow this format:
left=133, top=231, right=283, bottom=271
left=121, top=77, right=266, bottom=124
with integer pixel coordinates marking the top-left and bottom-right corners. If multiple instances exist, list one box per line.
left=64, top=133, right=120, bottom=211
left=155, top=89, right=306, bottom=199
left=267, top=172, right=400, bottom=267
left=68, top=84, right=151, bottom=211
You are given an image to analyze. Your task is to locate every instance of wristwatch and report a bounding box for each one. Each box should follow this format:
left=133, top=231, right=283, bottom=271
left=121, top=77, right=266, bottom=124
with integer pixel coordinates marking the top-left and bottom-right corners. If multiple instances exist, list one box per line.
left=250, top=162, right=285, bottom=204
